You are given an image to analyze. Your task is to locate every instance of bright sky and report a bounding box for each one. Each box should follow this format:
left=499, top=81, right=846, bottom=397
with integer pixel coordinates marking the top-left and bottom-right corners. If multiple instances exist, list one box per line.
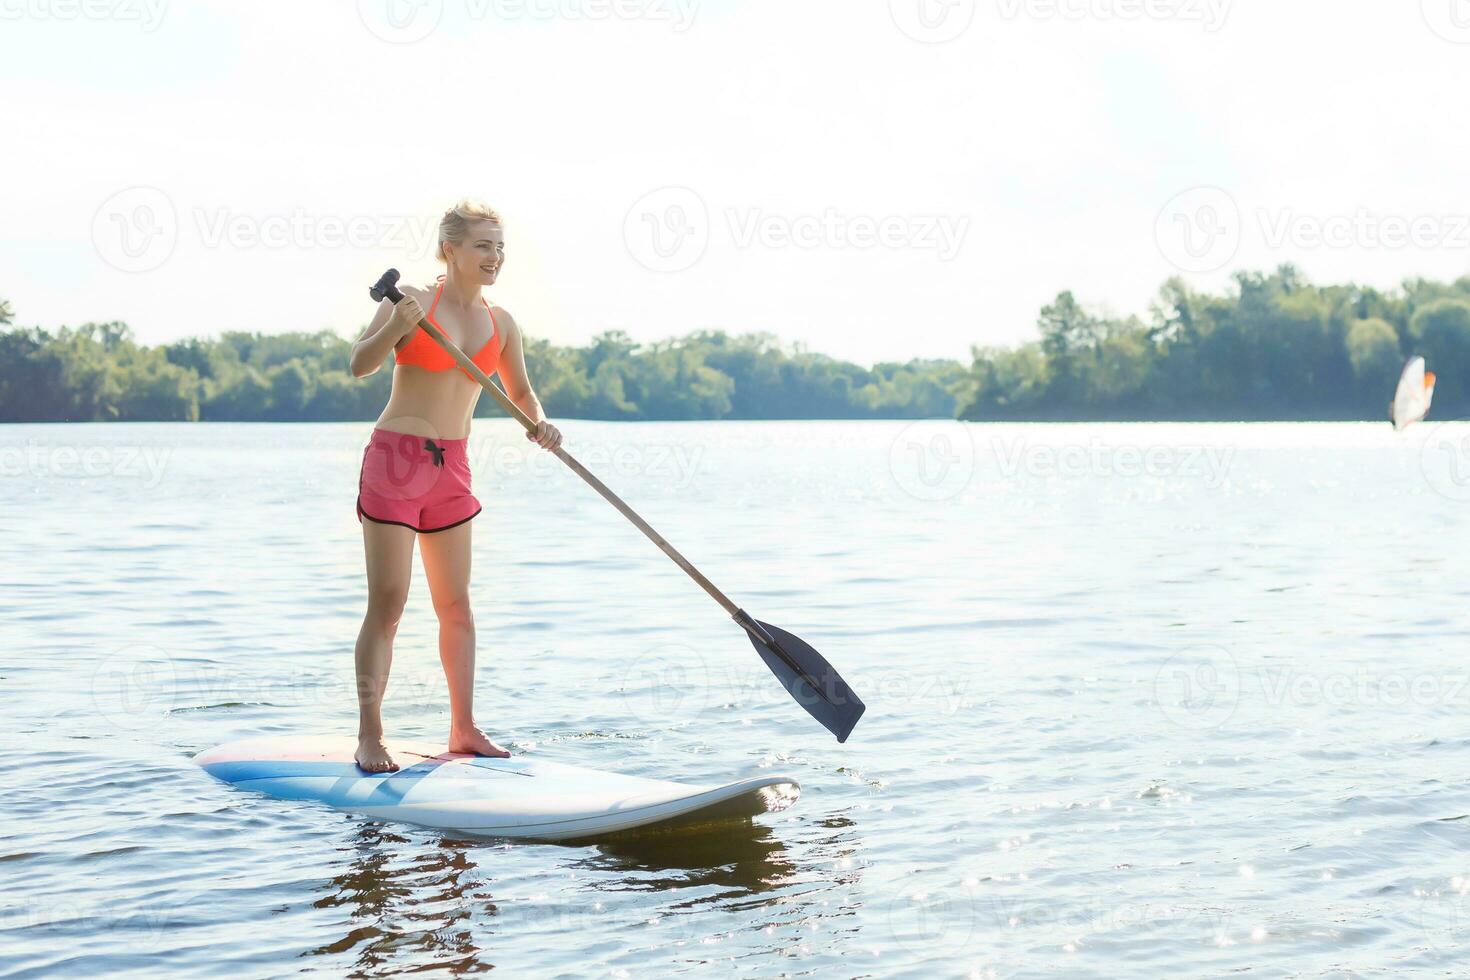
left=4, top=0, right=1470, bottom=366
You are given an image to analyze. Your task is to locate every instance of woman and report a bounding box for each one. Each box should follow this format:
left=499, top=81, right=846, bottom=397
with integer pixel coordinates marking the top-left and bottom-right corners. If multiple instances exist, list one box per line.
left=348, top=200, right=562, bottom=773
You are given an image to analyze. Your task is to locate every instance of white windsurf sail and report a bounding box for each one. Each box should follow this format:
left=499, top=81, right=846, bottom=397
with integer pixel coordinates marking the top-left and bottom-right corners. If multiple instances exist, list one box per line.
left=1390, top=356, right=1435, bottom=431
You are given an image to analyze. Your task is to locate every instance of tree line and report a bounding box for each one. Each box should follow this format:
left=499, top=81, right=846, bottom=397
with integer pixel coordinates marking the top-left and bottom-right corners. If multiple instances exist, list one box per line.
left=0, top=300, right=965, bottom=422
left=1, top=266, right=1465, bottom=423
left=962, top=266, right=1470, bottom=421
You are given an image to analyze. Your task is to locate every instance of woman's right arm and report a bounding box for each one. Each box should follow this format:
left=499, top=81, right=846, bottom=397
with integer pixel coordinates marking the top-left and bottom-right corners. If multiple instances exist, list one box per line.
left=350, top=295, right=424, bottom=377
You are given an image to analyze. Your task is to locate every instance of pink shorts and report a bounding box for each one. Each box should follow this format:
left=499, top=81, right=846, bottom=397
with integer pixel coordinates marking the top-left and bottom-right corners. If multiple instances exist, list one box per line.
left=357, top=428, right=481, bottom=533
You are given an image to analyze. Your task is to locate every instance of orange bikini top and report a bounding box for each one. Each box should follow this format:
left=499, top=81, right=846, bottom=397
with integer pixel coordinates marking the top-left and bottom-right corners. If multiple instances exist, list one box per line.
left=394, top=277, right=500, bottom=375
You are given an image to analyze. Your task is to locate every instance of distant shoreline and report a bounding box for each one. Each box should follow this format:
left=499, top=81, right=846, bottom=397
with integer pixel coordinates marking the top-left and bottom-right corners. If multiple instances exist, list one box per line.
left=2, top=265, right=1463, bottom=423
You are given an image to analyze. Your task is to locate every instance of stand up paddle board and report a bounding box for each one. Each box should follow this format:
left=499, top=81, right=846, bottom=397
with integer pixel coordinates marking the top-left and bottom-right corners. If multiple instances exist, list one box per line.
left=195, top=736, right=800, bottom=841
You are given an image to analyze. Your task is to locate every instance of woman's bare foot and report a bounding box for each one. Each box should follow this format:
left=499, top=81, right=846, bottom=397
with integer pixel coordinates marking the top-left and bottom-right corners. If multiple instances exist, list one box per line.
left=356, top=735, right=399, bottom=773
left=449, top=724, right=511, bottom=758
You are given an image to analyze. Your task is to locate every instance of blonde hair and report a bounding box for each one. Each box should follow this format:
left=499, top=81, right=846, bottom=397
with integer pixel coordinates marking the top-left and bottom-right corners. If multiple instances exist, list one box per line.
left=437, top=200, right=503, bottom=262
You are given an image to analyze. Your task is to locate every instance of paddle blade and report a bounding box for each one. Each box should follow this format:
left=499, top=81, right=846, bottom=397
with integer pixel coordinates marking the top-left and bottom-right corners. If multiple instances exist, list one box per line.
left=744, top=618, right=866, bottom=742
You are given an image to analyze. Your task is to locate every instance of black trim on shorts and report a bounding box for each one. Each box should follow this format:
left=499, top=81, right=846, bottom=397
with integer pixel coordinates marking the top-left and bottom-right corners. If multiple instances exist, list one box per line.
left=357, top=497, right=482, bottom=534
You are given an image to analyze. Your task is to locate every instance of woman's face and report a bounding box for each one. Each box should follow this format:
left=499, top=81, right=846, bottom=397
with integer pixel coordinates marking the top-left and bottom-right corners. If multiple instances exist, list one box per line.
left=448, top=219, right=505, bottom=286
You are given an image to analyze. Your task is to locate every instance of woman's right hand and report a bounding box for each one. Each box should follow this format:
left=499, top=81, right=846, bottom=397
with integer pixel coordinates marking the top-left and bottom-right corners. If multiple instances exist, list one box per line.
left=389, top=296, right=426, bottom=339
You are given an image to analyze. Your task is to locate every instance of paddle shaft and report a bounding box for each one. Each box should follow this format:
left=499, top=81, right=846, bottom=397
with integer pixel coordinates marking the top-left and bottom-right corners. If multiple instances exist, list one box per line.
left=404, top=307, right=745, bottom=621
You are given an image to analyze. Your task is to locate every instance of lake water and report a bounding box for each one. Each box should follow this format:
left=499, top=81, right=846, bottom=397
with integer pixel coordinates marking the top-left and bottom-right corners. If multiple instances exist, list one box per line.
left=5, top=419, right=1470, bottom=978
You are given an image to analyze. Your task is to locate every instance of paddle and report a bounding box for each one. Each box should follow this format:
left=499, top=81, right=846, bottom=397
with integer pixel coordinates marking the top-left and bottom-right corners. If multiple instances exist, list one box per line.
left=369, top=269, right=866, bottom=742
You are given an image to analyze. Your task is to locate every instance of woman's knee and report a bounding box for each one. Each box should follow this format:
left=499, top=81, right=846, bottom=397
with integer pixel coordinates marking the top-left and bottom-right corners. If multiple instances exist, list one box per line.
left=364, top=585, right=409, bottom=631
left=433, top=594, right=475, bottom=631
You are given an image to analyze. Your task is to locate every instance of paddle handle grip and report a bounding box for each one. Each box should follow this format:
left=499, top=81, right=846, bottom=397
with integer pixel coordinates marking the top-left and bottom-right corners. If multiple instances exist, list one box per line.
left=370, top=268, right=742, bottom=618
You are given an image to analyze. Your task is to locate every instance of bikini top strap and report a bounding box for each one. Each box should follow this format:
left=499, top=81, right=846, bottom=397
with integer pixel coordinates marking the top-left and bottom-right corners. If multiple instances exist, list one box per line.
left=427, top=277, right=491, bottom=319
left=424, top=278, right=495, bottom=353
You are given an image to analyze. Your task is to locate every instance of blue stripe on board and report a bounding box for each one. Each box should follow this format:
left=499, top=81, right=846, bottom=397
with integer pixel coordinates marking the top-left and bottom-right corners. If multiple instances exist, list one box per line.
left=202, top=760, right=420, bottom=782
left=203, top=760, right=450, bottom=808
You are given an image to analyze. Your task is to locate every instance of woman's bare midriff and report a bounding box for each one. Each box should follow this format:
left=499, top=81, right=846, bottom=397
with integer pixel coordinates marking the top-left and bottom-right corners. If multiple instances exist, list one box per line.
left=375, top=363, right=484, bottom=440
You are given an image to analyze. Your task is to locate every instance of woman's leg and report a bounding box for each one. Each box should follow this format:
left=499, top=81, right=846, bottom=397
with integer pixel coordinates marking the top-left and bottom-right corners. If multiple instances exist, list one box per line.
left=419, top=521, right=510, bottom=757
left=355, top=518, right=415, bottom=772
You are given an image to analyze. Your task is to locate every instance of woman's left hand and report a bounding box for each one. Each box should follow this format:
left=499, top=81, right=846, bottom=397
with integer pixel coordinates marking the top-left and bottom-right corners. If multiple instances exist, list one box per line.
left=527, top=420, right=563, bottom=452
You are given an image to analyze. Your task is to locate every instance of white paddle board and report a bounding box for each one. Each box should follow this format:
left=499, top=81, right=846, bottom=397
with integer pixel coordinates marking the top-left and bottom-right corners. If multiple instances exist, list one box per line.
left=195, top=735, right=800, bottom=841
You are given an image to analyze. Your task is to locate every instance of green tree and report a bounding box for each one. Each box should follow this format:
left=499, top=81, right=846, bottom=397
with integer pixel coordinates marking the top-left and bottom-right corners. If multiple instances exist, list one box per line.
left=1410, top=299, right=1470, bottom=413
left=1345, top=318, right=1402, bottom=384
left=203, top=365, right=272, bottom=421
left=268, top=359, right=316, bottom=420
left=959, top=344, right=1048, bottom=419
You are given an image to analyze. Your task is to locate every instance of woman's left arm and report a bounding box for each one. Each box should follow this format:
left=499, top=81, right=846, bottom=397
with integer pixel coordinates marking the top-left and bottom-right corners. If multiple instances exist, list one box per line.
left=494, top=307, right=564, bottom=451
